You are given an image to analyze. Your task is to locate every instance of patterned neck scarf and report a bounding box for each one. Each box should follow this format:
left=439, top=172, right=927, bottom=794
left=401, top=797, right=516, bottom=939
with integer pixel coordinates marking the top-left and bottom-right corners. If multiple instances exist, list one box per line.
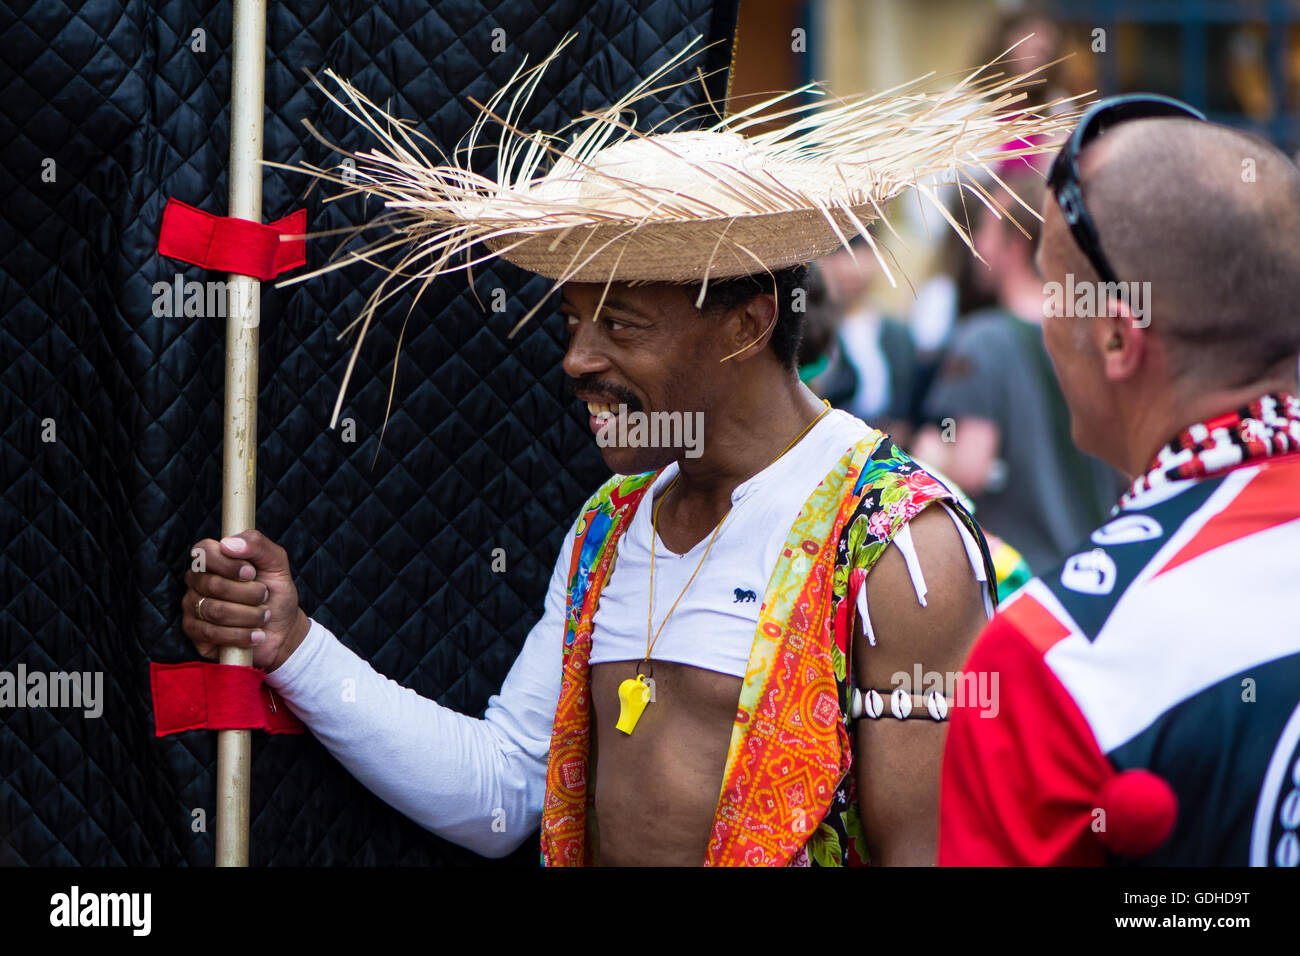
left=1118, top=393, right=1300, bottom=511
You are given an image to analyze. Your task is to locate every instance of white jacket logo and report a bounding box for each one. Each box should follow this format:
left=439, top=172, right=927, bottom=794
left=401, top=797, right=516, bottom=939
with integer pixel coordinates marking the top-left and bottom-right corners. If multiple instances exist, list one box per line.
left=1091, top=514, right=1162, bottom=546
left=1061, top=549, right=1117, bottom=595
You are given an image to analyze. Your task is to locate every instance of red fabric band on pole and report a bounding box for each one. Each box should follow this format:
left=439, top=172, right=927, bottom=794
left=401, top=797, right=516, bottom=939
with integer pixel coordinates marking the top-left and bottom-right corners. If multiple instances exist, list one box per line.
left=150, top=661, right=305, bottom=735
left=157, top=198, right=306, bottom=281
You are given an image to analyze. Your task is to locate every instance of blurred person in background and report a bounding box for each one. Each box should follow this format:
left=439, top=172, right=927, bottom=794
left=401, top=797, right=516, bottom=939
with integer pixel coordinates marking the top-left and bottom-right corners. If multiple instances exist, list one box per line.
left=908, top=225, right=1001, bottom=415
left=817, top=237, right=920, bottom=446
left=796, top=262, right=859, bottom=410
left=809, top=235, right=1035, bottom=597
left=906, top=2, right=1080, bottom=439
left=976, top=4, right=1069, bottom=115
left=911, top=170, right=1125, bottom=574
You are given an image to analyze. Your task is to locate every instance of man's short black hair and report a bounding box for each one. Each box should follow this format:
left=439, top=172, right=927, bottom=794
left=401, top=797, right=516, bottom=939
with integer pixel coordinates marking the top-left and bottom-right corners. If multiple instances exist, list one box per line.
left=690, top=264, right=809, bottom=371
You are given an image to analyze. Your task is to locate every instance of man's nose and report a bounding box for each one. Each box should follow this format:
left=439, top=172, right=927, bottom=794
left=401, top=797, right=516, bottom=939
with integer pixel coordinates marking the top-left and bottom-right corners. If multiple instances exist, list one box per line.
left=561, top=317, right=610, bottom=380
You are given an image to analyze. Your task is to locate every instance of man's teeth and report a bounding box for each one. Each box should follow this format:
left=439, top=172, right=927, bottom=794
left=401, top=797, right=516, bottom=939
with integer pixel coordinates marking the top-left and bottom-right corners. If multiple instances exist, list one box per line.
left=587, top=401, right=617, bottom=421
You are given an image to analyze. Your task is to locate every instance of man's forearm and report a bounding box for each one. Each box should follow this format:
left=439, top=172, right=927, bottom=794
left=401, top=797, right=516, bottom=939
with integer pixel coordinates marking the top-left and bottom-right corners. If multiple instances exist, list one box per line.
left=265, top=618, right=548, bottom=858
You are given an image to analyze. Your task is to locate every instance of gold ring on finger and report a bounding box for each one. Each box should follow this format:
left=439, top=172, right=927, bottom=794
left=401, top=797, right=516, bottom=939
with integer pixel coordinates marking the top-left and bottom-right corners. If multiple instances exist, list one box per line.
left=196, top=596, right=208, bottom=622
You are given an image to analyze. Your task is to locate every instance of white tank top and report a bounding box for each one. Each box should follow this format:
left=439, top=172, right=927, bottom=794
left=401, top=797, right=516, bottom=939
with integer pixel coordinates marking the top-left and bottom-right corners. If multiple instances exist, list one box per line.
left=588, top=409, right=988, bottom=678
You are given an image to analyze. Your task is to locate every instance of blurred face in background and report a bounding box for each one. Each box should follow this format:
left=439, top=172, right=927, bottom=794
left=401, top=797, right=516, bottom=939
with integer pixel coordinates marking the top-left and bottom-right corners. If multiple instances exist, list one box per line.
left=818, top=241, right=878, bottom=307
left=1004, top=18, right=1059, bottom=72
left=972, top=185, right=1043, bottom=299
left=972, top=199, right=1013, bottom=296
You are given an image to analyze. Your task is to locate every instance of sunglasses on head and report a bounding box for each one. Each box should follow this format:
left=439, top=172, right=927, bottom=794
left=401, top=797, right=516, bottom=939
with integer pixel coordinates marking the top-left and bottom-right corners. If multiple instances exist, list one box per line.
left=1047, top=94, right=1206, bottom=285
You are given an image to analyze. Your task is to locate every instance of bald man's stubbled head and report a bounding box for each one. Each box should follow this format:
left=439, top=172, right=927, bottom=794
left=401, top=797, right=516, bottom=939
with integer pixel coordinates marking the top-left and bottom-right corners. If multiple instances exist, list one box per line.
left=1078, top=119, right=1300, bottom=379
left=1045, top=122, right=1300, bottom=382
left=1037, top=116, right=1300, bottom=469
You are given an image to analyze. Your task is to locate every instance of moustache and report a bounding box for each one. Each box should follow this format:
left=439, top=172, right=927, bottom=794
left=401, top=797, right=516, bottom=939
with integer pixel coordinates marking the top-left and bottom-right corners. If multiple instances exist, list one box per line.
left=565, top=376, right=642, bottom=413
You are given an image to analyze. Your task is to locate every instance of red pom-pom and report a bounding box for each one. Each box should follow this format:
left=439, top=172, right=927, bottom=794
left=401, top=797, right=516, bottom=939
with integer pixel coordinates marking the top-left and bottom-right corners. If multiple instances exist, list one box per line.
left=1093, top=769, right=1178, bottom=857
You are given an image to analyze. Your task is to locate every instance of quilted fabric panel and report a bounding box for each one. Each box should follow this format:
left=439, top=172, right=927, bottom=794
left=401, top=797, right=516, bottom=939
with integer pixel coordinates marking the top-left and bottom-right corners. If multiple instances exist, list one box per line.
left=0, top=0, right=737, bottom=865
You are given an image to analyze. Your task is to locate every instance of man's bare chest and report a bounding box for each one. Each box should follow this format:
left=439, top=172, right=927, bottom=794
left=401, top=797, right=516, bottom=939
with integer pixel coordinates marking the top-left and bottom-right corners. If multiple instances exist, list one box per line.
left=588, top=658, right=742, bottom=864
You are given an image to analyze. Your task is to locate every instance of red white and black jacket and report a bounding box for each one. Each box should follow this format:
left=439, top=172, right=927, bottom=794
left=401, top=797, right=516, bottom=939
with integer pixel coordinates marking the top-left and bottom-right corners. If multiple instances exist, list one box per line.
left=939, top=394, right=1300, bottom=866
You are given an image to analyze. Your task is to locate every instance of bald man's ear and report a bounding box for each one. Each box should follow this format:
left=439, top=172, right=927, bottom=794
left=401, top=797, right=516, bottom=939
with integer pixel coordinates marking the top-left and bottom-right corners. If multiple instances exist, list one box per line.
left=1089, top=296, right=1145, bottom=382
left=719, top=290, right=779, bottom=363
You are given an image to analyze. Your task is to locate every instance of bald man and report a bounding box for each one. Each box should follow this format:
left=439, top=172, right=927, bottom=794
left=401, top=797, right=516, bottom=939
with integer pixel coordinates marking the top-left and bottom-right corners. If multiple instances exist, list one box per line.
left=939, top=101, right=1300, bottom=866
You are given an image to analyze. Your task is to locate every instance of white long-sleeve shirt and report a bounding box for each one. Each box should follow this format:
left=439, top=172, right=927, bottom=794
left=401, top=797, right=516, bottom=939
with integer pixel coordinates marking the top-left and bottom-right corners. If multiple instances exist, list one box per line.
left=264, top=527, right=572, bottom=858
left=264, top=411, right=986, bottom=859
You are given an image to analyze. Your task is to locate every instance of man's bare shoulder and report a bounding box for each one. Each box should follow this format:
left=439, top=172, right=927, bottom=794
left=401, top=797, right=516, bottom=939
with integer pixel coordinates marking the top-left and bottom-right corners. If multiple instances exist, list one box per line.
left=851, top=502, right=992, bottom=864
left=859, top=503, right=988, bottom=678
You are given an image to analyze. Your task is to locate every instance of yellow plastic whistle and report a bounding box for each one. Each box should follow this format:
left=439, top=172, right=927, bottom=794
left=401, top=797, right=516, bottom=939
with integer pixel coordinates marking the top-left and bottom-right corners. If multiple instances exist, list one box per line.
left=615, top=674, right=653, bottom=734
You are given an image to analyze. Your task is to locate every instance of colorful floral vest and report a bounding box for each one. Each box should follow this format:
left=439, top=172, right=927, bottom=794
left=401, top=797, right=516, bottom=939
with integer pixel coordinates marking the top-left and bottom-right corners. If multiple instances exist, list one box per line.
left=540, top=429, right=997, bottom=866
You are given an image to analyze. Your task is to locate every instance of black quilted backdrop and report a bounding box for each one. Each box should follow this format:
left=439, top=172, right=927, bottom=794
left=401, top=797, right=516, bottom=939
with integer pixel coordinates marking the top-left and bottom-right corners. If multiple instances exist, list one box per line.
left=1, top=0, right=737, bottom=865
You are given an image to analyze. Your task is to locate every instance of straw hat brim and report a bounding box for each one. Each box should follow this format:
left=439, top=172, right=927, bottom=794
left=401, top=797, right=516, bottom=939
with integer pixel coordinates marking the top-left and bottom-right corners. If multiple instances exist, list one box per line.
left=483, top=203, right=880, bottom=283
left=289, top=33, right=1084, bottom=428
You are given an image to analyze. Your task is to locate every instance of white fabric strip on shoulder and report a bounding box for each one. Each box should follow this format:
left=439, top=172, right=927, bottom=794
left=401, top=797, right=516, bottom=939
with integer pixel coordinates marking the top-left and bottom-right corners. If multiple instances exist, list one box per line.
left=859, top=580, right=879, bottom=647
left=938, top=500, right=996, bottom=621
left=855, top=500, right=994, bottom=647
left=891, top=522, right=927, bottom=607
left=939, top=502, right=988, bottom=583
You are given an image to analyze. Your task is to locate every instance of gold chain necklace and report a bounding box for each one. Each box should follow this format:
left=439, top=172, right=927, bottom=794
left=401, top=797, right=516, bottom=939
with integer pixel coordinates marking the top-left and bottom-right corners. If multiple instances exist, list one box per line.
left=615, top=400, right=832, bottom=734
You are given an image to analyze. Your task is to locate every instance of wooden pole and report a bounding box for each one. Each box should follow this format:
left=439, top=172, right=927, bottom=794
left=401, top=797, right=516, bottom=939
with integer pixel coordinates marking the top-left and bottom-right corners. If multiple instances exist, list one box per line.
left=215, top=0, right=266, bottom=867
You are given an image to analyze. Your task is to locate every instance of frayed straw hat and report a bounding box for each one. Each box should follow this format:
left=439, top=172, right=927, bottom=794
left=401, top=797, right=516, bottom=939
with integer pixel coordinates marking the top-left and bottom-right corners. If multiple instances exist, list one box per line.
left=282, top=34, right=1081, bottom=425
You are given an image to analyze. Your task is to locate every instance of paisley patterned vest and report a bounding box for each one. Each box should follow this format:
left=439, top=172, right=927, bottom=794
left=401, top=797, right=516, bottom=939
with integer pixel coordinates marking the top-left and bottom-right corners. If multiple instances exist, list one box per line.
left=540, top=429, right=996, bottom=866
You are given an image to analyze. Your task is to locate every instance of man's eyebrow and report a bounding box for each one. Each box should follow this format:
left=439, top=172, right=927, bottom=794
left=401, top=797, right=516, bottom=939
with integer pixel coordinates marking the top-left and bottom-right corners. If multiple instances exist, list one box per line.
left=558, top=294, right=645, bottom=317
left=602, top=295, right=646, bottom=316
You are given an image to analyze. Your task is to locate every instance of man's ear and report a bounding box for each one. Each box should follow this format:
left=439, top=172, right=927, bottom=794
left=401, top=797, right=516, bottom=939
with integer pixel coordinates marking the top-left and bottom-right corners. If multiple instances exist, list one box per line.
left=1090, top=294, right=1144, bottom=382
left=720, top=290, right=779, bottom=363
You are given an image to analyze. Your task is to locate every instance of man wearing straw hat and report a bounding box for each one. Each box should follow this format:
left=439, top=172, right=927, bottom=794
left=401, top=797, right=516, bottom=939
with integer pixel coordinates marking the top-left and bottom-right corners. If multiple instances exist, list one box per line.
left=182, top=39, right=1072, bottom=865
